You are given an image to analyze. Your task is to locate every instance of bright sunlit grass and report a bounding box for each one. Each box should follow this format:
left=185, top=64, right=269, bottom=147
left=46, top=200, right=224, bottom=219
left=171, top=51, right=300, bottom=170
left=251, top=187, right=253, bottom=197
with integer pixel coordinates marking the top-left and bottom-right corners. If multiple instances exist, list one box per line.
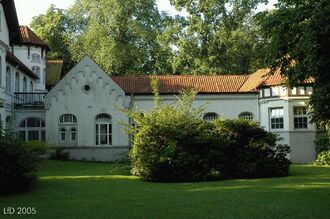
left=1, top=160, right=330, bottom=219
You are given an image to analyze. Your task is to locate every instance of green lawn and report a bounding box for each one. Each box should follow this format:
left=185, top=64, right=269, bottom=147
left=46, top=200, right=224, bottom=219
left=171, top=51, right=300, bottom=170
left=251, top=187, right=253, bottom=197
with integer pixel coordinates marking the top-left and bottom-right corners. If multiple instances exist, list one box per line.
left=1, top=160, right=330, bottom=219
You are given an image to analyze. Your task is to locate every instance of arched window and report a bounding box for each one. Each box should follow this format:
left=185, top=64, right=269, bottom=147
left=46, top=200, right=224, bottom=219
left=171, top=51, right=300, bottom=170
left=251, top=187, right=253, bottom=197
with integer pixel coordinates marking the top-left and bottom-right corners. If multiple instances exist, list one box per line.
left=59, top=114, right=77, bottom=146
left=203, top=112, right=219, bottom=121
left=59, top=114, right=77, bottom=124
left=238, top=112, right=254, bottom=120
left=6, top=66, right=11, bottom=93
left=23, top=77, right=27, bottom=92
left=31, top=54, right=40, bottom=63
left=15, top=72, right=20, bottom=92
left=18, top=117, right=46, bottom=141
left=95, top=114, right=112, bottom=146
left=30, top=81, right=33, bottom=92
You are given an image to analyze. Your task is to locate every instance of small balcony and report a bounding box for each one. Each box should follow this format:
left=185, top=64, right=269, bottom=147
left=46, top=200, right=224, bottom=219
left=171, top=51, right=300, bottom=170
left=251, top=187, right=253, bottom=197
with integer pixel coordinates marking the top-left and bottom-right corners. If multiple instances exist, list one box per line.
left=14, top=92, right=47, bottom=108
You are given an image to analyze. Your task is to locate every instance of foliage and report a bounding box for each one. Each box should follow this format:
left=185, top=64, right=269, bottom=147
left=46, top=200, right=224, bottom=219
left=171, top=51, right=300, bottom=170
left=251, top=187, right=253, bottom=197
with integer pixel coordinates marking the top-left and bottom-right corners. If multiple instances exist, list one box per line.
left=0, top=116, right=42, bottom=195
left=314, top=150, right=330, bottom=166
left=65, top=0, right=168, bottom=75
left=212, top=119, right=291, bottom=179
left=32, top=0, right=270, bottom=75
left=30, top=5, right=74, bottom=72
left=169, top=0, right=268, bottom=74
left=314, top=132, right=330, bottom=154
left=23, top=141, right=49, bottom=157
left=0, top=120, right=39, bottom=195
left=50, top=148, right=70, bottom=161
left=120, top=83, right=290, bottom=182
left=0, top=142, right=39, bottom=195
left=257, top=0, right=330, bottom=124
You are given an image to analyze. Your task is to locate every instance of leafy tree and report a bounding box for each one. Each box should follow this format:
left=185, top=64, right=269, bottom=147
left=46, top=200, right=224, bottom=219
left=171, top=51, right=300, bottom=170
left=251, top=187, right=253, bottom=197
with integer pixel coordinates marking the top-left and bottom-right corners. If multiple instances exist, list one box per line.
left=257, top=0, right=330, bottom=124
left=66, top=0, right=170, bottom=75
left=30, top=5, right=74, bottom=72
left=168, top=0, right=268, bottom=74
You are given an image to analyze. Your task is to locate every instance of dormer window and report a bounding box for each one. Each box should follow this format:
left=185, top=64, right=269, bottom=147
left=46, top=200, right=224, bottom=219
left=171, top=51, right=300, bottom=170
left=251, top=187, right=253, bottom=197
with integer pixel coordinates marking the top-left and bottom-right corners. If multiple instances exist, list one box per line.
left=31, top=54, right=41, bottom=63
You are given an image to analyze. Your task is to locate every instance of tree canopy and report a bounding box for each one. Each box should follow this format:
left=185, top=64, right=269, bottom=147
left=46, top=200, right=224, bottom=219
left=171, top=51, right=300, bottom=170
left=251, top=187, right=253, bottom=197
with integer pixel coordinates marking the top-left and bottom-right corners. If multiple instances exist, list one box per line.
left=257, top=0, right=330, bottom=124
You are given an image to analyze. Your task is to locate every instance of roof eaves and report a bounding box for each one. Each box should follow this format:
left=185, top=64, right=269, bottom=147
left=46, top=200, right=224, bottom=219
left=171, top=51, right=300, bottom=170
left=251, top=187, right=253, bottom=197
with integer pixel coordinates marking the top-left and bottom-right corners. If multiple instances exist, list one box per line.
left=6, top=52, right=39, bottom=80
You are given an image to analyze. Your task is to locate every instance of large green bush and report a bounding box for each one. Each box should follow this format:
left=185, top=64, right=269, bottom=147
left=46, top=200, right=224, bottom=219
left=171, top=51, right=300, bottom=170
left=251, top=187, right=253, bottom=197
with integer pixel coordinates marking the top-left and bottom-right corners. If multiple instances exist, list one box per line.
left=0, top=141, right=39, bottom=195
left=121, top=83, right=290, bottom=182
left=0, top=118, right=43, bottom=195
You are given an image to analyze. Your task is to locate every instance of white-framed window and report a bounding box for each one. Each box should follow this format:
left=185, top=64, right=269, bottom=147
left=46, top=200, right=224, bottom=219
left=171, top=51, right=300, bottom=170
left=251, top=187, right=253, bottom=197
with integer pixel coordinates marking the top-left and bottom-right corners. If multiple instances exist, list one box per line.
left=293, top=106, right=308, bottom=129
left=18, top=117, right=46, bottom=141
left=60, top=128, right=66, bottom=141
left=23, top=77, right=27, bottom=92
left=59, top=114, right=78, bottom=145
left=203, top=112, right=218, bottom=121
left=95, top=114, right=112, bottom=146
left=31, top=54, right=41, bottom=63
left=70, top=128, right=77, bottom=141
left=6, top=66, right=11, bottom=93
left=270, top=108, right=284, bottom=129
left=15, top=72, right=20, bottom=92
left=238, top=112, right=254, bottom=120
left=59, top=114, right=77, bottom=124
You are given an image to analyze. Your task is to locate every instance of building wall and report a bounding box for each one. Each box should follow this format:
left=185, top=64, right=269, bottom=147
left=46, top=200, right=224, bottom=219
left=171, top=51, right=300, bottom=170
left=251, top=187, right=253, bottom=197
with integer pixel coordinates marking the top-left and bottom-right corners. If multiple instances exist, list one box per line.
left=0, top=4, right=10, bottom=46
left=132, top=93, right=259, bottom=121
left=13, top=45, right=46, bottom=91
left=44, top=57, right=129, bottom=149
left=259, top=87, right=317, bottom=163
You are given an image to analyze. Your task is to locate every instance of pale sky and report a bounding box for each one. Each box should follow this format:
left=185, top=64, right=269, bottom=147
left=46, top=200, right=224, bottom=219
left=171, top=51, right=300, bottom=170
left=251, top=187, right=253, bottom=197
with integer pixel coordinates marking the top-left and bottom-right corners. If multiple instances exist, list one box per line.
left=14, top=0, right=277, bottom=26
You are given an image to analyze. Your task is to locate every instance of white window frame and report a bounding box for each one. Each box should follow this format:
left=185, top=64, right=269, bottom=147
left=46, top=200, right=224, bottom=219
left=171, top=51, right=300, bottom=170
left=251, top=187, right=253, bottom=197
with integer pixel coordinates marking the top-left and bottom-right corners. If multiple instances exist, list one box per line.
left=293, top=106, right=308, bottom=129
left=203, top=112, right=219, bottom=121
left=31, top=54, right=41, bottom=63
left=18, top=117, right=46, bottom=142
left=238, top=112, right=254, bottom=120
left=95, top=114, right=112, bottom=146
left=269, top=108, right=284, bottom=130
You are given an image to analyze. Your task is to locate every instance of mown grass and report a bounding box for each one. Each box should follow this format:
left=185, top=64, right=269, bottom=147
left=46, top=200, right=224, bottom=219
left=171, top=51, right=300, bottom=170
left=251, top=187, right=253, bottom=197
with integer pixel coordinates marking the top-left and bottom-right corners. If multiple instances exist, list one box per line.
left=1, top=160, right=330, bottom=219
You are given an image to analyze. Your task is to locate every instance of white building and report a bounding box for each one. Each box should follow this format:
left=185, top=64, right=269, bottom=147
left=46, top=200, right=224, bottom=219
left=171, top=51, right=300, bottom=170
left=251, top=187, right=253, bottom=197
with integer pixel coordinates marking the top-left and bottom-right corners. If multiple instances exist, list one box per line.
left=0, top=0, right=317, bottom=163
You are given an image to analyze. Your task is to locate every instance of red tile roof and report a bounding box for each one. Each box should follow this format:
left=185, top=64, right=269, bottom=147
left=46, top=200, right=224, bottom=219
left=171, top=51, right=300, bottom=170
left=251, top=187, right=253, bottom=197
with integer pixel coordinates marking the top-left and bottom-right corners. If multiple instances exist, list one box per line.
left=111, top=75, right=250, bottom=94
left=19, top=26, right=49, bottom=49
left=239, top=68, right=314, bottom=92
left=111, top=69, right=314, bottom=94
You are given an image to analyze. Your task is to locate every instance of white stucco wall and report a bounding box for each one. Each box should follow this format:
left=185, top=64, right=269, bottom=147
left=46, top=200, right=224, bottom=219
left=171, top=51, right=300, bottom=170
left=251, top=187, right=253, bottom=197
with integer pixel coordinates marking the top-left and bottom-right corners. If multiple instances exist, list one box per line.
left=132, top=93, right=259, bottom=121
left=0, top=4, right=10, bottom=47
left=13, top=45, right=46, bottom=91
left=259, top=96, right=317, bottom=163
left=45, top=57, right=129, bottom=148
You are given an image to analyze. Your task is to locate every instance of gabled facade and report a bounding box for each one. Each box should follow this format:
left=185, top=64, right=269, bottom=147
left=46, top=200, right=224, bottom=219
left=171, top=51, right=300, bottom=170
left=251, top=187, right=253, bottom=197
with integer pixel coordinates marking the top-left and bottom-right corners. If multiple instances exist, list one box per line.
left=1, top=0, right=317, bottom=163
